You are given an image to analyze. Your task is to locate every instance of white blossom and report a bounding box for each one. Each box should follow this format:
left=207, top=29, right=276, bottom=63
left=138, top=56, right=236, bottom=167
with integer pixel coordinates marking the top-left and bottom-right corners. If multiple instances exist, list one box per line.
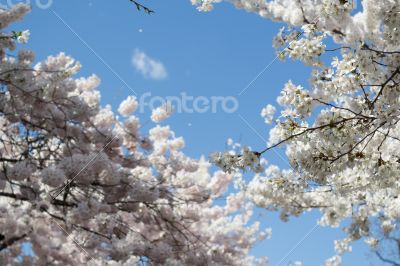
left=118, top=95, right=138, bottom=117
left=151, top=102, right=173, bottom=123
left=16, top=30, right=30, bottom=43
left=261, top=104, right=276, bottom=124
left=200, top=0, right=400, bottom=263
left=0, top=5, right=266, bottom=265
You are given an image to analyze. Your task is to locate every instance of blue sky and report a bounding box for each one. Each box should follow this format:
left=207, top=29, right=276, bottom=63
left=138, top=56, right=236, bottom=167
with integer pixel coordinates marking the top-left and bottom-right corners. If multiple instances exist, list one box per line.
left=11, top=0, right=387, bottom=265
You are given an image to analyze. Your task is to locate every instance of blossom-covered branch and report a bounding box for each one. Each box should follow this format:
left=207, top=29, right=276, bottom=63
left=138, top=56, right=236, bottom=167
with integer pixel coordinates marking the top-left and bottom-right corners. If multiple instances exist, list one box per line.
left=194, top=0, right=400, bottom=264
left=0, top=4, right=269, bottom=265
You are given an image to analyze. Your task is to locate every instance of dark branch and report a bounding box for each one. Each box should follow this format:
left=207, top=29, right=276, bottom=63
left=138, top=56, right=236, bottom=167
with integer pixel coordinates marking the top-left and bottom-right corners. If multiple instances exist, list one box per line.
left=129, top=0, right=155, bottom=14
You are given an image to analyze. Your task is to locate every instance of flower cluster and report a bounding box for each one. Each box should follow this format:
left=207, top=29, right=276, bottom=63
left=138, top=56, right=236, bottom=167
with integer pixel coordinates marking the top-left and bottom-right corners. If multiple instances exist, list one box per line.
left=193, top=0, right=400, bottom=264
left=210, top=147, right=264, bottom=173
left=260, top=104, right=276, bottom=124
left=0, top=5, right=268, bottom=265
left=117, top=95, right=138, bottom=117
left=150, top=101, right=173, bottom=123
left=275, top=25, right=326, bottom=66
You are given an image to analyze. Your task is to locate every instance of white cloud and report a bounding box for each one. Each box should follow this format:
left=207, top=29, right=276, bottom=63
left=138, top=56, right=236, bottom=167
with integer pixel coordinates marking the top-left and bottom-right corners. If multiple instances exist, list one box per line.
left=132, top=49, right=167, bottom=80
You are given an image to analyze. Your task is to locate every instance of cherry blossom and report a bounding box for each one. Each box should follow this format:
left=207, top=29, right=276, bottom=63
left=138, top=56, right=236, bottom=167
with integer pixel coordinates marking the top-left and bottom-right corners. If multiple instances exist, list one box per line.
left=118, top=95, right=138, bottom=117
left=150, top=102, right=173, bottom=123
left=195, top=0, right=400, bottom=264
left=261, top=104, right=276, bottom=124
left=0, top=5, right=266, bottom=265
